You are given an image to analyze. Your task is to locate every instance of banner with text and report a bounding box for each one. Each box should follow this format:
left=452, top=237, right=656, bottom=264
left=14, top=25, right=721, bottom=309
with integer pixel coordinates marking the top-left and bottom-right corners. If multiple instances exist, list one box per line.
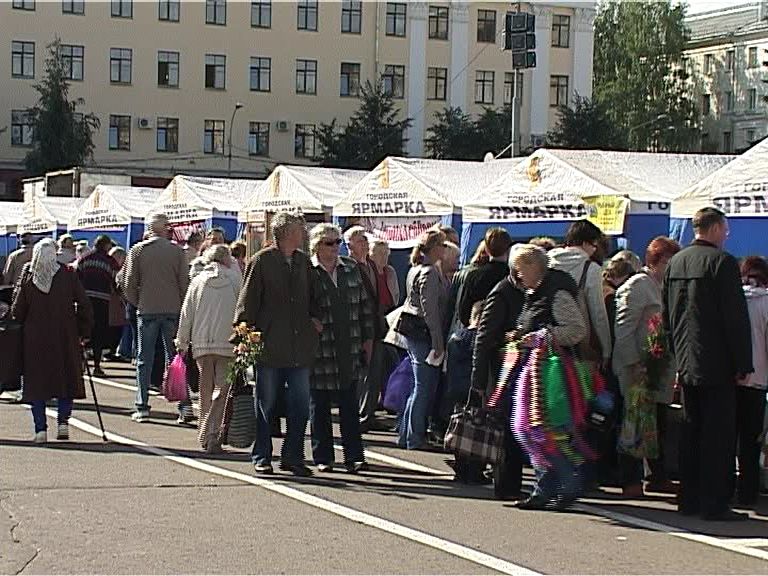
left=362, top=216, right=443, bottom=249
left=583, top=195, right=630, bottom=235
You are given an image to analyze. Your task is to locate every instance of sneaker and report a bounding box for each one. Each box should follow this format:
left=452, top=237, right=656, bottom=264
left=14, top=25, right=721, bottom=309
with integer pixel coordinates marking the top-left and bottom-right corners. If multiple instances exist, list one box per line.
left=516, top=494, right=553, bottom=510
left=317, top=464, right=334, bottom=473
left=253, top=463, right=274, bottom=475
left=131, top=410, right=150, bottom=423
left=177, top=405, right=195, bottom=426
left=345, top=461, right=368, bottom=474
left=33, top=431, right=47, bottom=444
left=56, top=424, right=70, bottom=440
left=205, top=441, right=223, bottom=455
left=280, top=463, right=313, bottom=477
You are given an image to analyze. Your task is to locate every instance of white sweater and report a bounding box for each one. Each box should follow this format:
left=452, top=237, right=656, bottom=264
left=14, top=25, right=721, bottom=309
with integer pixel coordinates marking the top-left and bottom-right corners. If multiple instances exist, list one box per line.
left=743, top=285, right=768, bottom=390
left=176, top=262, right=242, bottom=358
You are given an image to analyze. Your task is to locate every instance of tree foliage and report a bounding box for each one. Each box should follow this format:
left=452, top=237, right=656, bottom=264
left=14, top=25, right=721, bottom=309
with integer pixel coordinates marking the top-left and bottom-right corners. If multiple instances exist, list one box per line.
left=594, top=0, right=699, bottom=151
left=315, top=81, right=412, bottom=169
left=548, top=95, right=627, bottom=149
left=24, top=39, right=100, bottom=175
left=424, top=106, right=515, bottom=160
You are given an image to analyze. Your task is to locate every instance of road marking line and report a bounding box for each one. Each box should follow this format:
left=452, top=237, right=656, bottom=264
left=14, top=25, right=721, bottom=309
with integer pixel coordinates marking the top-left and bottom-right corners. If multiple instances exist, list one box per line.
left=86, top=375, right=768, bottom=563
left=46, top=408, right=539, bottom=576
left=90, top=376, right=160, bottom=396
left=719, top=538, right=768, bottom=547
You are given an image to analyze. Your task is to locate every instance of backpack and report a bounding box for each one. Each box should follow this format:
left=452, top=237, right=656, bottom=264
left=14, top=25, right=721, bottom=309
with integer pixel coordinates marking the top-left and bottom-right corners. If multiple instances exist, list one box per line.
left=576, top=260, right=603, bottom=362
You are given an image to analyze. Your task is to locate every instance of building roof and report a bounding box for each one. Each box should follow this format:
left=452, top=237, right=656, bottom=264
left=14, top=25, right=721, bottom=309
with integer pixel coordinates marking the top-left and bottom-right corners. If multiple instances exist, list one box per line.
left=686, top=2, right=767, bottom=42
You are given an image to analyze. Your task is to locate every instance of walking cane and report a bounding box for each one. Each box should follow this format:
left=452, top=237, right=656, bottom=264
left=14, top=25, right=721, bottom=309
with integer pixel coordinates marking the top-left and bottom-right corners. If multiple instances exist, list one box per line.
left=82, top=344, right=108, bottom=442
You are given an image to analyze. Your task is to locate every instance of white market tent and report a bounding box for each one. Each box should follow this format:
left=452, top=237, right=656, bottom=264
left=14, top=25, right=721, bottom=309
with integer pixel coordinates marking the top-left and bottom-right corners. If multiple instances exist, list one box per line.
left=68, top=185, right=163, bottom=230
left=239, top=165, right=366, bottom=222
left=149, top=175, right=262, bottom=223
left=19, top=196, right=84, bottom=235
left=0, top=201, right=25, bottom=235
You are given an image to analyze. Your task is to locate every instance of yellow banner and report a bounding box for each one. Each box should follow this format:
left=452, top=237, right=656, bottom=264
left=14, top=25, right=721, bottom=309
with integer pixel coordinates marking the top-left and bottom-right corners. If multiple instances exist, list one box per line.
left=582, top=195, right=630, bottom=235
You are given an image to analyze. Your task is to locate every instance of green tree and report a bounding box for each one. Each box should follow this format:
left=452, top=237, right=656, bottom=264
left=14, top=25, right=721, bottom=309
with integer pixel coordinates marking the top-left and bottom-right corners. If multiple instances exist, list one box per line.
left=315, top=81, right=412, bottom=169
left=474, top=106, right=514, bottom=157
left=547, top=95, right=627, bottom=149
left=24, top=39, right=100, bottom=175
left=594, top=0, right=699, bottom=151
left=424, top=107, right=479, bottom=159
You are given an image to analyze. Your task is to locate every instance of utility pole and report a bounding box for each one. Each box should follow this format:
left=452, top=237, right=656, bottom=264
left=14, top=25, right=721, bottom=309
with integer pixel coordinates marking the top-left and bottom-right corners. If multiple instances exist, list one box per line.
left=228, top=102, right=244, bottom=177
left=503, top=3, right=535, bottom=158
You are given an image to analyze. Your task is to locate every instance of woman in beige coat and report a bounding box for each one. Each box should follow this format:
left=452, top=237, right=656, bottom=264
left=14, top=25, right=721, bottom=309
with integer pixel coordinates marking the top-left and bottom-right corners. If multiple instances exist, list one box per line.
left=613, top=236, right=681, bottom=497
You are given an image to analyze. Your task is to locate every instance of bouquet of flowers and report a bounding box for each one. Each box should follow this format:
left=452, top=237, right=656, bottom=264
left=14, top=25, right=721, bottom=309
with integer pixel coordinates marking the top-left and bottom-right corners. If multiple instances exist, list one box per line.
left=227, top=322, right=264, bottom=386
left=643, top=313, right=671, bottom=391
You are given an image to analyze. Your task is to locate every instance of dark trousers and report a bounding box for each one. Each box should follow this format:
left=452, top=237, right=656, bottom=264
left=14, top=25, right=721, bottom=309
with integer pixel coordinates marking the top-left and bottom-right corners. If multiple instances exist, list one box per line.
left=679, top=384, right=736, bottom=517
left=90, top=298, right=110, bottom=369
left=310, top=387, right=364, bottom=466
left=619, top=403, right=669, bottom=487
left=493, top=428, right=525, bottom=498
left=733, top=386, right=766, bottom=504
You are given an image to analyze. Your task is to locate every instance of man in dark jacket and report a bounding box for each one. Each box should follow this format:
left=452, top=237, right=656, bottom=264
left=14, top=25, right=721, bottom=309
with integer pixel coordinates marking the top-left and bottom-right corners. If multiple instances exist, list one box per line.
left=235, top=212, right=321, bottom=477
left=662, top=207, right=753, bottom=521
left=457, top=228, right=513, bottom=327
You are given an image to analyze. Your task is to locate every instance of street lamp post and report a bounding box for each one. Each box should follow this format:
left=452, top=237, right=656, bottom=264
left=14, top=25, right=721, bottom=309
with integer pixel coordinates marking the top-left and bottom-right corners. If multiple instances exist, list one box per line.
left=628, top=113, right=669, bottom=150
left=228, top=102, right=244, bottom=177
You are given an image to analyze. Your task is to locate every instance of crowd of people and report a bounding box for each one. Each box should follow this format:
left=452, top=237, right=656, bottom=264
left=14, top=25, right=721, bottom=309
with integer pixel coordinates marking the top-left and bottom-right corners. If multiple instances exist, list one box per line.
left=2, top=207, right=766, bottom=521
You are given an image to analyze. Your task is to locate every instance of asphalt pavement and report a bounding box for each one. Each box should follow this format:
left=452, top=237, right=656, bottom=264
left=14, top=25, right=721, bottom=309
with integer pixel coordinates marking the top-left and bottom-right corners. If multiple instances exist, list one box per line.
left=2, top=360, right=767, bottom=575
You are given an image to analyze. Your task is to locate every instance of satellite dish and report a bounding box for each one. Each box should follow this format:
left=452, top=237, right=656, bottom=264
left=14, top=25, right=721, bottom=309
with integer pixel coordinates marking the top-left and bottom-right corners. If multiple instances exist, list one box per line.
left=483, top=152, right=495, bottom=162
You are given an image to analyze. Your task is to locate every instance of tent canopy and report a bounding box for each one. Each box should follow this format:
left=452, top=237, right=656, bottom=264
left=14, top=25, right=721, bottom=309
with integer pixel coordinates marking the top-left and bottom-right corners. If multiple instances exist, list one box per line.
left=19, top=196, right=84, bottom=234
left=0, top=201, right=25, bottom=235
left=333, top=157, right=519, bottom=217
left=672, top=139, right=768, bottom=218
left=150, top=175, right=261, bottom=223
left=463, top=149, right=734, bottom=223
left=239, top=165, right=365, bottom=222
left=69, top=185, right=163, bottom=230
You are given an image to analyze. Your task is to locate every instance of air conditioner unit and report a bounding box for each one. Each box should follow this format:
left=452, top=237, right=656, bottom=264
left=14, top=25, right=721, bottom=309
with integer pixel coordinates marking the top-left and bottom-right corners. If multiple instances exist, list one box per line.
left=276, top=120, right=290, bottom=132
left=137, top=117, right=153, bottom=130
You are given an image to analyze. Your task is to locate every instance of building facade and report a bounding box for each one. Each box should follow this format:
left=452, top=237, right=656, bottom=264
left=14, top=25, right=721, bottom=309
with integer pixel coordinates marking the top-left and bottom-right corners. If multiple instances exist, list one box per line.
left=0, top=0, right=595, bottom=198
left=683, top=1, right=768, bottom=154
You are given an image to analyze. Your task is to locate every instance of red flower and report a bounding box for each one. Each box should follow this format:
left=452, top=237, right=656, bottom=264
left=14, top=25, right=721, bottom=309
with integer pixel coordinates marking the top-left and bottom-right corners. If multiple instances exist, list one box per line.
left=649, top=343, right=664, bottom=359
left=647, top=313, right=662, bottom=332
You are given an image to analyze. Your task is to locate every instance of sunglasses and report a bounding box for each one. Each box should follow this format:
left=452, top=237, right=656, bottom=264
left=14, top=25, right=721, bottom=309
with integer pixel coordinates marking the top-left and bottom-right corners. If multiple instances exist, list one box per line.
left=321, top=238, right=342, bottom=247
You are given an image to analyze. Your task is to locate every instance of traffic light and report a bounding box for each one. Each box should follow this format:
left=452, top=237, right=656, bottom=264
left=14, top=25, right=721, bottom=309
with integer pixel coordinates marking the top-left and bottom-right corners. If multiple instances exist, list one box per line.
left=503, top=12, right=536, bottom=69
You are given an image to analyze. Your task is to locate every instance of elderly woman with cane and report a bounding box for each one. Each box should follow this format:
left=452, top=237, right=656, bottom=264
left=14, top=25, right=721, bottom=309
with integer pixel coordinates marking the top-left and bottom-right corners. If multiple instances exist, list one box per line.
left=12, top=238, right=93, bottom=443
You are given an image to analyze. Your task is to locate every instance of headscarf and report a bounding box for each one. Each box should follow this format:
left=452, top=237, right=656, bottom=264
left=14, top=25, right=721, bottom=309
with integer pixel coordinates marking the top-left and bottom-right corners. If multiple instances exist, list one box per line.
left=30, top=238, right=60, bottom=294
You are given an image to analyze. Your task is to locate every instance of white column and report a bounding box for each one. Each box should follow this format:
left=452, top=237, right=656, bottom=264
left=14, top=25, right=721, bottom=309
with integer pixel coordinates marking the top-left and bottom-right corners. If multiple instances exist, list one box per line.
left=407, top=2, right=428, bottom=157
left=572, top=8, right=596, bottom=100
left=449, top=0, right=470, bottom=111
left=529, top=5, right=553, bottom=145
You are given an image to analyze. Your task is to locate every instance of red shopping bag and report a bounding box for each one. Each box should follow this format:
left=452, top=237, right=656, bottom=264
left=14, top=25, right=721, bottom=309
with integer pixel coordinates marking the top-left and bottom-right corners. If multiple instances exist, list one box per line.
left=162, top=353, right=189, bottom=402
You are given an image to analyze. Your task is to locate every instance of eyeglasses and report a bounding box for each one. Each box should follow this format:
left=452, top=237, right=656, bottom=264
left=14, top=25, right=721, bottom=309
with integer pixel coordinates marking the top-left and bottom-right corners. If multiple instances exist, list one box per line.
left=321, top=238, right=342, bottom=247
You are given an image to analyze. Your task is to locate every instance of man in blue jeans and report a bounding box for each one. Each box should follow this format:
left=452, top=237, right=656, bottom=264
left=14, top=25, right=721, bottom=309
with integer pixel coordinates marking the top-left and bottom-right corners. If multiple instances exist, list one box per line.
left=235, top=213, right=320, bottom=477
left=119, top=214, right=188, bottom=423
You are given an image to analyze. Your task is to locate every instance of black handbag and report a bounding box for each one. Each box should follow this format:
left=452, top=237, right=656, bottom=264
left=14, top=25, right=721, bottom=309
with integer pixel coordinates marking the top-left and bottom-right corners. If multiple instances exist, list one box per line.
left=394, top=310, right=430, bottom=340
left=0, top=317, right=23, bottom=385
left=185, top=344, right=200, bottom=394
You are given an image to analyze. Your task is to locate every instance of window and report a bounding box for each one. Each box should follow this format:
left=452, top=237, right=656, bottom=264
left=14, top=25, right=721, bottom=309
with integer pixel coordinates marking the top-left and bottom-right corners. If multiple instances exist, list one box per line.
left=61, top=44, right=84, bottom=81
left=62, top=1, right=84, bottom=14
left=110, top=48, right=132, bottom=83
left=251, top=1, right=271, bottom=28
left=295, top=124, right=316, bottom=158
left=383, top=64, right=405, bottom=98
left=704, top=53, right=714, bottom=75
left=475, top=70, right=494, bottom=104
left=427, top=67, right=447, bottom=101
left=109, top=114, right=131, bottom=150
left=504, top=71, right=523, bottom=105
left=386, top=3, right=407, bottom=37
left=702, top=93, right=711, bottom=116
left=341, top=0, right=361, bottom=34
left=11, top=41, right=35, bottom=78
left=13, top=0, right=34, bottom=10
left=296, top=59, right=317, bottom=94
left=248, top=122, right=269, bottom=156
left=726, top=49, right=735, bottom=72
left=111, top=0, right=132, bottom=18
left=477, top=10, right=496, bottom=43
left=429, top=6, right=449, bottom=40
left=204, top=119, right=225, bottom=154
left=11, top=110, right=33, bottom=147
left=159, top=0, right=179, bottom=22
left=749, top=88, right=758, bottom=111
left=250, top=57, right=271, bottom=92
left=158, top=51, right=179, bottom=87
left=725, top=91, right=733, bottom=112
left=206, top=0, right=226, bottom=25
left=723, top=131, right=732, bottom=153
left=747, top=128, right=756, bottom=144
left=205, top=54, right=226, bottom=89
left=156, top=117, right=178, bottom=152
left=749, top=46, right=758, bottom=68
left=550, top=75, right=569, bottom=108
left=298, top=0, right=318, bottom=31
left=340, top=62, right=361, bottom=97
left=552, top=15, right=570, bottom=48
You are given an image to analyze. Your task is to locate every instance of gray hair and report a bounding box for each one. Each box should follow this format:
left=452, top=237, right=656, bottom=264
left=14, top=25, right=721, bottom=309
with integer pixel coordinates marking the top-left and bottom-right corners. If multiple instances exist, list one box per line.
left=370, top=238, right=390, bottom=256
left=203, top=243, right=232, bottom=264
left=109, top=246, right=126, bottom=259
left=343, top=225, right=367, bottom=245
left=309, top=223, right=341, bottom=255
left=610, top=249, right=642, bottom=273
left=511, top=244, right=548, bottom=273
left=149, top=213, right=169, bottom=234
left=508, top=243, right=528, bottom=271
left=271, top=212, right=305, bottom=244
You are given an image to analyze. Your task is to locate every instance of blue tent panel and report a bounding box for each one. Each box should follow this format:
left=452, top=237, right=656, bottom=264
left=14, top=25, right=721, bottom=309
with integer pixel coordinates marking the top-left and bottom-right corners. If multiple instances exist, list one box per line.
left=670, top=217, right=768, bottom=257
left=209, top=217, right=238, bottom=243
left=621, top=214, right=670, bottom=256
left=460, top=221, right=573, bottom=264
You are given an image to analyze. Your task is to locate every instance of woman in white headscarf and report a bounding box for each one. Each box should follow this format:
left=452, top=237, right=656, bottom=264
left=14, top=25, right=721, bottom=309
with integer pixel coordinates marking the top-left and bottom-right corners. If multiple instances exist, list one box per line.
left=12, top=238, right=93, bottom=443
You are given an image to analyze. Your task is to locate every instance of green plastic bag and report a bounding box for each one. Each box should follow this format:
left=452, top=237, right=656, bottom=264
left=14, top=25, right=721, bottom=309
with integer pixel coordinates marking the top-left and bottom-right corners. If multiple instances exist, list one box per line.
left=542, top=353, right=570, bottom=428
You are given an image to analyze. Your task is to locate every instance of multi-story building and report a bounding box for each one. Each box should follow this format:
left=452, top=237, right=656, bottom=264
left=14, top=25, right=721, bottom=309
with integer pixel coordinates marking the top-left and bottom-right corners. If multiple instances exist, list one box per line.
left=684, top=1, right=768, bottom=154
left=0, top=0, right=596, bottom=199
